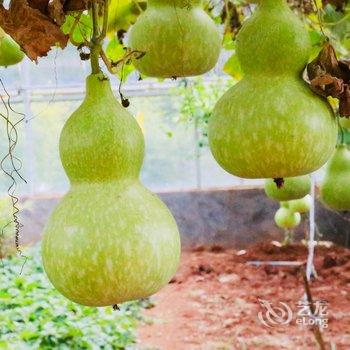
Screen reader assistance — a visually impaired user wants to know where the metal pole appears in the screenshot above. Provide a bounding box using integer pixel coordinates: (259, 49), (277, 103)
(194, 118), (202, 189)
(306, 175), (316, 280)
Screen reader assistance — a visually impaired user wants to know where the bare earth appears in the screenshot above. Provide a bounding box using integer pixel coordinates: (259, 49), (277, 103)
(137, 243), (350, 350)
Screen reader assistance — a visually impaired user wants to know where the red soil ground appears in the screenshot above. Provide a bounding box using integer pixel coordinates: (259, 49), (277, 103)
(137, 242), (350, 350)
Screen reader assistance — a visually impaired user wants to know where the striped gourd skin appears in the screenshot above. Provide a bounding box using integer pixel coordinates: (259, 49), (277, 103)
(0, 29), (24, 67)
(209, 0), (337, 179)
(42, 74), (181, 306)
(320, 145), (350, 211)
(128, 0), (221, 78)
(264, 175), (311, 201)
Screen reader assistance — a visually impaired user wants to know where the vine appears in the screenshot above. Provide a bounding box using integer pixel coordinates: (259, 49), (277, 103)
(0, 79), (27, 272)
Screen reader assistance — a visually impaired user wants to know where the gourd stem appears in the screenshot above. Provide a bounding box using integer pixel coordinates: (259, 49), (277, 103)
(90, 41), (102, 74)
(89, 0), (109, 74)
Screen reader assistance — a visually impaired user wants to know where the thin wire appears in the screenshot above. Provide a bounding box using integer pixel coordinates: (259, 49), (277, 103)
(312, 0), (328, 40)
(0, 78), (28, 273)
(306, 176), (316, 281)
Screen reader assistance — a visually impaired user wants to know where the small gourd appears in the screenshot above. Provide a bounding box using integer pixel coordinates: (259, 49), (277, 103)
(208, 0), (337, 179)
(264, 175), (311, 201)
(128, 0), (221, 78)
(320, 144), (350, 211)
(274, 207), (301, 229)
(0, 28), (24, 67)
(288, 194), (312, 214)
(42, 73), (181, 306)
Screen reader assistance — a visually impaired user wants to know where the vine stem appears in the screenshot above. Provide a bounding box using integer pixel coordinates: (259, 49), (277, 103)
(90, 0), (109, 74)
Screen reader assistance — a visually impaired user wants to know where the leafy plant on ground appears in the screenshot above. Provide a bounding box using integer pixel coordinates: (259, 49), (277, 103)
(0, 198), (15, 259)
(0, 245), (147, 349)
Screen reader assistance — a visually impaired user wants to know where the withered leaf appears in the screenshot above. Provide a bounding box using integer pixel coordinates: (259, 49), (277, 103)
(29, 0), (89, 13)
(310, 74), (344, 98)
(48, 0), (65, 25)
(0, 0), (68, 61)
(307, 43), (350, 117)
(339, 85), (350, 117)
(64, 0), (88, 12)
(307, 43), (342, 80)
(29, 0), (50, 14)
(220, 1), (241, 37)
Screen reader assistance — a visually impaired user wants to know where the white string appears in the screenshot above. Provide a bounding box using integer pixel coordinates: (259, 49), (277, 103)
(306, 175), (316, 280)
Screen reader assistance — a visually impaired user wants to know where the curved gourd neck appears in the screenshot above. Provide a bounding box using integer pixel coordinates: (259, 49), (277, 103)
(148, 0), (201, 7)
(84, 73), (115, 104)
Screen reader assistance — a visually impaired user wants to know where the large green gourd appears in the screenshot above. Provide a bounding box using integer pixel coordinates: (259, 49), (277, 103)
(42, 73), (181, 306)
(264, 175), (311, 201)
(0, 28), (24, 67)
(128, 0), (221, 78)
(320, 144), (350, 211)
(208, 0), (337, 179)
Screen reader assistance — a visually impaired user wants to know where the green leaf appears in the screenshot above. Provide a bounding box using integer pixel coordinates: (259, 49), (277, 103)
(107, 0), (144, 34)
(61, 14), (93, 45)
(106, 38), (135, 80)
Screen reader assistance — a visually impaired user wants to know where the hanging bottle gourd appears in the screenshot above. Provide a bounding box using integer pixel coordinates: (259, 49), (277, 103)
(208, 0), (337, 179)
(320, 144), (350, 211)
(274, 207), (301, 229)
(128, 0), (221, 78)
(42, 72), (181, 306)
(0, 28), (24, 67)
(264, 175), (311, 201)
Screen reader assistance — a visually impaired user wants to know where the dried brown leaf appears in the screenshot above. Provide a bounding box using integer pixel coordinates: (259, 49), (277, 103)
(48, 0), (65, 25)
(64, 0), (88, 11)
(310, 74), (344, 98)
(0, 0), (68, 61)
(307, 43), (342, 80)
(29, 0), (49, 14)
(339, 85), (350, 117)
(29, 0), (89, 13)
(307, 43), (350, 117)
